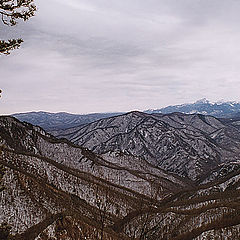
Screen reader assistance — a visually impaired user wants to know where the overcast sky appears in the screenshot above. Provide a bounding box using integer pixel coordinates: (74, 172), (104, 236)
(1, 0), (240, 115)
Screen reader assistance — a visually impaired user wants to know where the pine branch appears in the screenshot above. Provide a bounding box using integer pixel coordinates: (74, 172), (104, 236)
(0, 0), (36, 54)
(0, 38), (24, 55)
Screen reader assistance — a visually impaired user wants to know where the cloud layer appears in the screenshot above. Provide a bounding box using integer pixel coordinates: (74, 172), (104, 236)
(1, 0), (240, 114)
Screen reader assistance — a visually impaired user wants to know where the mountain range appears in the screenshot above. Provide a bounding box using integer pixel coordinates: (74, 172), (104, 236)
(12, 99), (240, 132)
(1, 101), (240, 239)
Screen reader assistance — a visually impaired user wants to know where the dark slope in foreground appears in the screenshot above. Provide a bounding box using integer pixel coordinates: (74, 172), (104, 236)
(0, 116), (190, 239)
(1, 117), (240, 239)
(52, 111), (240, 181)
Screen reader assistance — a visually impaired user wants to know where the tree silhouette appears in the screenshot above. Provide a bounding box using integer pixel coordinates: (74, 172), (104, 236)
(0, 0), (36, 55)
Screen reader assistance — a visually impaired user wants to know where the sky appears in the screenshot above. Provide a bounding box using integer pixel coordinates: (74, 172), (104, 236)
(1, 0), (240, 115)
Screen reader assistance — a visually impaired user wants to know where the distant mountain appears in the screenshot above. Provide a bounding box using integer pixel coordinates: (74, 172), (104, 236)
(52, 111), (240, 181)
(12, 111), (123, 131)
(145, 98), (240, 118)
(11, 99), (240, 132)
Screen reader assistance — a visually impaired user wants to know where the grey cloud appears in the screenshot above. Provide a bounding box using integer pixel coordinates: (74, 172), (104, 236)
(1, 0), (240, 114)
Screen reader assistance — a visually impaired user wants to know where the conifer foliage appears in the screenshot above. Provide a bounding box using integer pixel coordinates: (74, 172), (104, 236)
(0, 0), (36, 54)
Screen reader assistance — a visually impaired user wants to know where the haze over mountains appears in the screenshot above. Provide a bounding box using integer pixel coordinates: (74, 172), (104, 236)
(1, 100), (240, 239)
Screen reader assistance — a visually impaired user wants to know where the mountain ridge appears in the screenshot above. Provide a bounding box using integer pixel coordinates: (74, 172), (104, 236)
(12, 111), (124, 131)
(51, 111), (240, 181)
